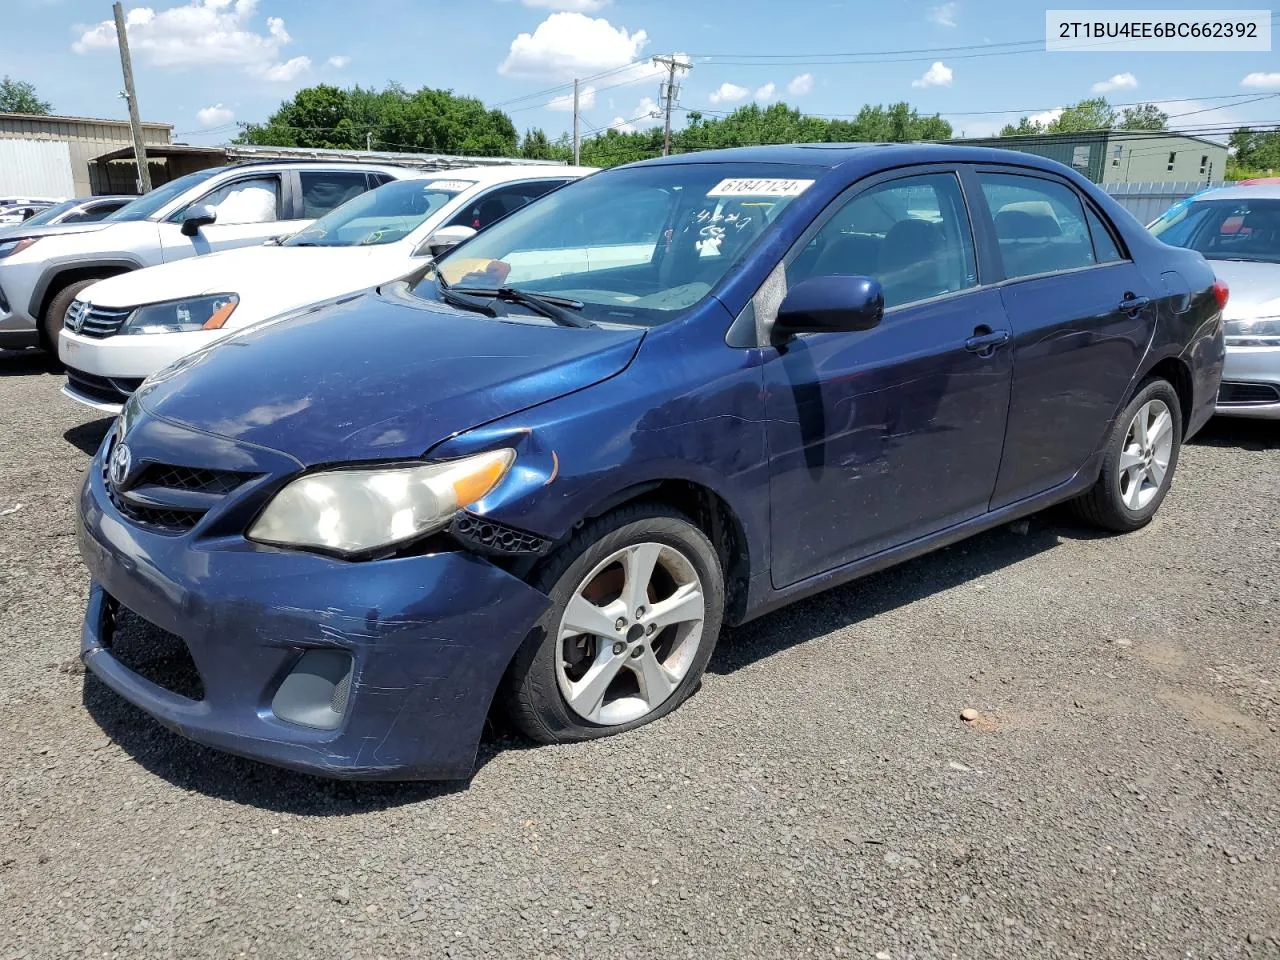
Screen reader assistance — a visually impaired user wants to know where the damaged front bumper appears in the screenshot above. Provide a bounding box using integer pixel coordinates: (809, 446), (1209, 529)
(76, 436), (550, 781)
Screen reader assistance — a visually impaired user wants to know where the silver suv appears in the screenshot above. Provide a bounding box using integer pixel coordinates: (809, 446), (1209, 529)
(0, 160), (408, 352)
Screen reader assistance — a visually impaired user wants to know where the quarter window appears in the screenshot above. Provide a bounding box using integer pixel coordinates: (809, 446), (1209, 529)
(299, 171), (372, 218)
(979, 173), (1096, 279)
(1085, 206), (1124, 264)
(192, 175), (281, 225)
(447, 181), (565, 231)
(788, 172), (977, 309)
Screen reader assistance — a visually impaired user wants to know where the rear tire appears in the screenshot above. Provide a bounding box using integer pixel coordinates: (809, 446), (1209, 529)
(1071, 378), (1182, 532)
(41, 278), (98, 358)
(502, 503), (725, 744)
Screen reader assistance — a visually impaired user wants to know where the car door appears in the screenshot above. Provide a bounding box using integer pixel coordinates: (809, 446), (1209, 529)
(968, 168), (1158, 509)
(159, 171), (287, 260)
(763, 168), (1014, 588)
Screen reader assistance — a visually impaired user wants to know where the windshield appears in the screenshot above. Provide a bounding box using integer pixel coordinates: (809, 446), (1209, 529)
(283, 178), (474, 247)
(412, 162), (822, 326)
(18, 200), (79, 226)
(103, 168), (224, 223)
(1150, 197), (1280, 263)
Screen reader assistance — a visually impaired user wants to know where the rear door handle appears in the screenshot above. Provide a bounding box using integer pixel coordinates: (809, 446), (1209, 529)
(1119, 294), (1151, 315)
(965, 328), (1011, 356)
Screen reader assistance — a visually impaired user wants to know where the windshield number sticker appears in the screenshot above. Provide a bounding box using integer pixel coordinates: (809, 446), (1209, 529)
(427, 180), (474, 193)
(707, 178), (814, 198)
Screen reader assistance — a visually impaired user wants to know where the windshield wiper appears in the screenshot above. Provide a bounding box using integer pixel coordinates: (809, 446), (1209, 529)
(435, 274), (499, 317)
(452, 286), (594, 328)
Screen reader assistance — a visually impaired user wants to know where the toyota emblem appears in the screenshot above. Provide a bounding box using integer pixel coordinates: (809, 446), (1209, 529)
(108, 442), (132, 488)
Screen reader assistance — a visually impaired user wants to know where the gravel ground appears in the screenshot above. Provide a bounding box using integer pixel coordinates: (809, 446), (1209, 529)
(1, 349), (1278, 960)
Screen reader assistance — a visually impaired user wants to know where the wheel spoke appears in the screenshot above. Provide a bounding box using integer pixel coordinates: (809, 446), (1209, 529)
(1149, 410), (1173, 451)
(644, 582), (704, 633)
(631, 648), (677, 709)
(1118, 447), (1144, 472)
(566, 648), (627, 721)
(621, 543), (662, 615)
(561, 593), (622, 641)
(1123, 469), (1145, 509)
(1147, 457), (1166, 487)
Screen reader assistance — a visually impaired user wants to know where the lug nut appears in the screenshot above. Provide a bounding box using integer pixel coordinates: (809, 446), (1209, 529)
(631, 646), (644, 658)
(612, 642), (626, 655)
(647, 623), (656, 635)
(615, 617), (626, 631)
(635, 606), (646, 618)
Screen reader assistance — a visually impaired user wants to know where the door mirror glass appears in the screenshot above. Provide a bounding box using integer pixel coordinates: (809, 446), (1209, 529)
(773, 275), (884, 341)
(181, 204), (217, 237)
(418, 224), (476, 258)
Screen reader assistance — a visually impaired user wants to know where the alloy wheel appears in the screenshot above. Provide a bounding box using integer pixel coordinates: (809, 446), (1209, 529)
(1117, 398), (1174, 511)
(555, 541), (706, 726)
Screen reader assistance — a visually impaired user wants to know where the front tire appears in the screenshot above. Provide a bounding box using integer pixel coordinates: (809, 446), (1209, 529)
(502, 503), (725, 744)
(1071, 378), (1182, 532)
(41, 278), (98, 357)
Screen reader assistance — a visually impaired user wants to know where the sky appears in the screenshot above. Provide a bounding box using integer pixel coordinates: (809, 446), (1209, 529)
(5, 0), (1279, 147)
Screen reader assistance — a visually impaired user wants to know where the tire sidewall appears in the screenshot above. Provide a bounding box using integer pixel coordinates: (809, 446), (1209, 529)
(42, 279), (98, 354)
(514, 506), (725, 742)
(1102, 379), (1183, 528)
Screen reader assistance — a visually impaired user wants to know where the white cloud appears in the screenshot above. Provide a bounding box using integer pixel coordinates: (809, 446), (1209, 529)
(911, 61), (953, 88)
(709, 82), (749, 105)
(547, 84), (596, 111)
(1241, 71), (1280, 88)
(610, 115), (636, 133)
(262, 55), (310, 82)
(1029, 107), (1063, 128)
(787, 73), (813, 96)
(755, 82), (776, 101)
(327, 55), (350, 69)
(72, 0), (309, 81)
(928, 2), (957, 27)
(196, 103), (234, 126)
(522, 0), (610, 9)
(1092, 72), (1137, 93)
(499, 12), (648, 79)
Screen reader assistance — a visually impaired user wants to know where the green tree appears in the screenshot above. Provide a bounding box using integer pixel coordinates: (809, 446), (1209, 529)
(1047, 97), (1115, 133)
(1227, 126), (1280, 178)
(999, 116), (1044, 137)
(519, 128), (561, 160)
(237, 83), (517, 156)
(1117, 103), (1168, 131)
(0, 75), (52, 115)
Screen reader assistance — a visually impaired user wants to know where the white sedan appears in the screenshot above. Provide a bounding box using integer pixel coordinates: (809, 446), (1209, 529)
(58, 164), (593, 412)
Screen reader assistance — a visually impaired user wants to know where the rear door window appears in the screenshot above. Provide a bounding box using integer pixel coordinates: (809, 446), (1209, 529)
(299, 171), (373, 218)
(979, 173), (1097, 279)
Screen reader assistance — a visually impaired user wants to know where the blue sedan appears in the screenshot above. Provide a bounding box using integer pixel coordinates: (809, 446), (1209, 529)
(76, 144), (1225, 780)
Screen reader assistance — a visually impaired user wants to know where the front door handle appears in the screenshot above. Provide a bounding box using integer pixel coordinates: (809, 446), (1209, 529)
(1119, 293), (1151, 316)
(965, 327), (1011, 357)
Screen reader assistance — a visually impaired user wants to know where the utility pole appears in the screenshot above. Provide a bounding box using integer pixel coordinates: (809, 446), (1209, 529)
(112, 1), (152, 193)
(366, 131), (373, 151)
(652, 55), (689, 157)
(572, 79), (580, 166)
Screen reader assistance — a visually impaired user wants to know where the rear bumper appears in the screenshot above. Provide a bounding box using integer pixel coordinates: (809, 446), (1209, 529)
(77, 431), (551, 780)
(1216, 344), (1280, 419)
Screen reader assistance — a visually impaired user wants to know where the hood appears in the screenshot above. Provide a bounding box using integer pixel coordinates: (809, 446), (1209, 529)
(0, 221), (113, 242)
(1208, 259), (1280, 319)
(83, 245), (410, 324)
(135, 285), (644, 464)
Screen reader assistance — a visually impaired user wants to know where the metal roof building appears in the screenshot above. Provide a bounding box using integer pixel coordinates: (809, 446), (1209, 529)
(0, 112), (172, 198)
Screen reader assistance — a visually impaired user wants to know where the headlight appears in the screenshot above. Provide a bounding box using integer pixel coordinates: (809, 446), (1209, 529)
(248, 449), (516, 556)
(122, 294), (238, 334)
(1224, 316), (1280, 346)
(0, 237), (38, 259)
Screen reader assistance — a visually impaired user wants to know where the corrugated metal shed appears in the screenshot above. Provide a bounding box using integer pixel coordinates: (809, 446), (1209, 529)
(0, 139), (75, 197)
(0, 112), (171, 197)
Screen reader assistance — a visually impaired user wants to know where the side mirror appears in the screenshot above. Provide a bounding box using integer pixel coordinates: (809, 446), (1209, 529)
(772, 275), (884, 342)
(417, 224), (477, 259)
(180, 204), (217, 237)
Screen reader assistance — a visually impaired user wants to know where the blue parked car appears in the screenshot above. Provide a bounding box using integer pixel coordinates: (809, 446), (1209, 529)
(76, 144), (1225, 780)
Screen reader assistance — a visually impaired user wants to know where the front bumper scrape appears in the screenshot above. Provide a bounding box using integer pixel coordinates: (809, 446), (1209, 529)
(78, 465), (552, 780)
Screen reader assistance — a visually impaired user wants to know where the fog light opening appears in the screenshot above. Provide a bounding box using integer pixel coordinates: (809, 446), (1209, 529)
(271, 649), (354, 730)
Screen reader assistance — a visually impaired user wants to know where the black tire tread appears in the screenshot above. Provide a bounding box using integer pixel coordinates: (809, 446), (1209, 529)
(41, 278), (99, 355)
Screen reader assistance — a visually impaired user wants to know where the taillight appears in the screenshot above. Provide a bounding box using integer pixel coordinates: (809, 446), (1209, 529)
(1213, 278), (1229, 311)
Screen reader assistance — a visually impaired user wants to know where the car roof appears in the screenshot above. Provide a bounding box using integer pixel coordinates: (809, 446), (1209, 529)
(401, 164), (597, 184)
(1183, 184), (1280, 201)
(627, 142), (1096, 177)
